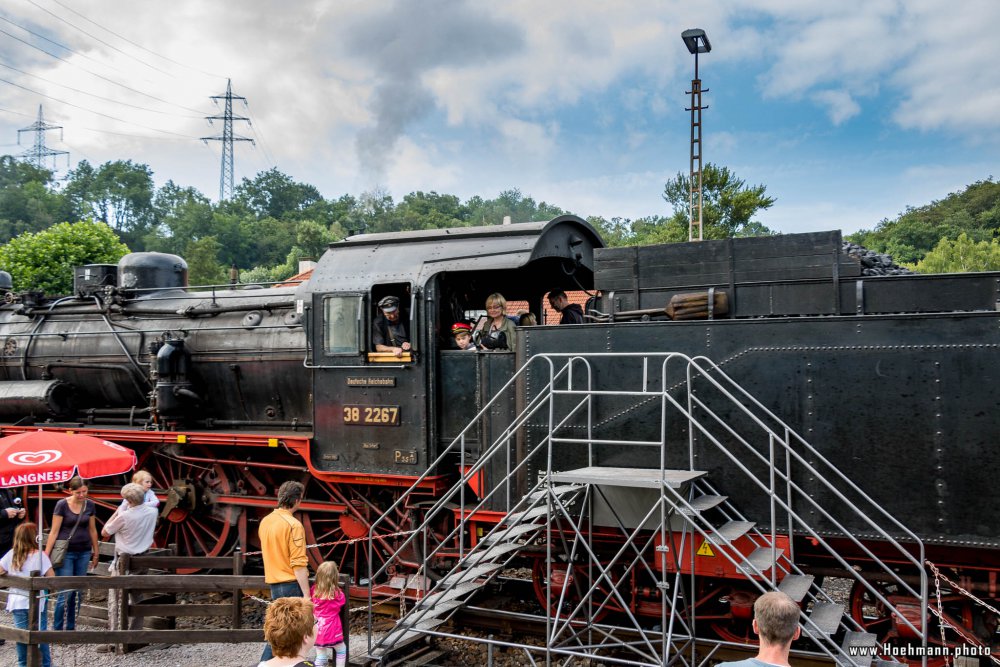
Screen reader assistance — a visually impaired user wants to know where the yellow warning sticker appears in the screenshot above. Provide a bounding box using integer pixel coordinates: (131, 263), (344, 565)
(696, 540), (716, 557)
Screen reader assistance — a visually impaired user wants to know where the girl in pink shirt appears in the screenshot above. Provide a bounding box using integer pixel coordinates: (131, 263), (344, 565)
(309, 561), (346, 667)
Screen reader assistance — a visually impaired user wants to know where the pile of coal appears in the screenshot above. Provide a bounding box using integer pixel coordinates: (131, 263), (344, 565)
(842, 241), (914, 276)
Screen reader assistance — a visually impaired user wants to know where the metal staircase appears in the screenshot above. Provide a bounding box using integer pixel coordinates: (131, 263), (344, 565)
(363, 352), (928, 667)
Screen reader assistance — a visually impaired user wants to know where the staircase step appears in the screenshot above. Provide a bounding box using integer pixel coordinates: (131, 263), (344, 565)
(777, 574), (815, 602)
(528, 484), (583, 500)
(505, 505), (550, 524)
(439, 562), (502, 587)
(462, 541), (524, 565)
(482, 522), (543, 544)
(807, 601), (844, 635)
(712, 520), (756, 542)
(411, 599), (463, 615)
(739, 547), (779, 574)
(550, 466), (706, 489)
(838, 631), (878, 667)
(421, 580), (480, 606)
(679, 494), (728, 515)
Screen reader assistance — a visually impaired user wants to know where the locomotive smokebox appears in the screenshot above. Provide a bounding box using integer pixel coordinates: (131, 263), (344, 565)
(119, 252), (188, 297)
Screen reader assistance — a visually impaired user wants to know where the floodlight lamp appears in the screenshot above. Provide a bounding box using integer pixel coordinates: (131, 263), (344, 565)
(681, 28), (711, 54)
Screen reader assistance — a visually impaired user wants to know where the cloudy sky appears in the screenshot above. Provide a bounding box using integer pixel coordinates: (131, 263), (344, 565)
(1, 0), (998, 234)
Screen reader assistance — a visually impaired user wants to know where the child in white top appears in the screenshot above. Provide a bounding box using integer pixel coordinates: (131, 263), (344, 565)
(115, 470), (159, 516)
(0, 522), (54, 667)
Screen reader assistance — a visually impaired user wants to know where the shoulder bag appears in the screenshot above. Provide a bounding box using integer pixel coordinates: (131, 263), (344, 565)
(51, 499), (88, 567)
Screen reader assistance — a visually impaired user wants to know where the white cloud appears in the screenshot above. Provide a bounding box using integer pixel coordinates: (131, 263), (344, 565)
(2, 0), (999, 229)
(811, 89), (861, 125)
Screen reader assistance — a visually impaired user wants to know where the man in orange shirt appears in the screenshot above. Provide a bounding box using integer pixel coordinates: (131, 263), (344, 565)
(258, 480), (311, 662)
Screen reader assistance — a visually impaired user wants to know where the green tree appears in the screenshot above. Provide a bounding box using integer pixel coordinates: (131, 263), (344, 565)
(64, 160), (157, 247)
(184, 236), (227, 286)
(234, 168), (323, 220)
(396, 191), (468, 229)
(465, 189), (565, 226)
(850, 178), (1000, 264)
(240, 216), (297, 267)
(0, 156), (72, 241)
(144, 181), (215, 256)
(913, 233), (1000, 273)
(662, 163), (776, 240)
(0, 220), (129, 294)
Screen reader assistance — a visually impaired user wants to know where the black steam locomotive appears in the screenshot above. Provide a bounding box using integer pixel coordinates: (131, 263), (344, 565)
(0, 216), (997, 657)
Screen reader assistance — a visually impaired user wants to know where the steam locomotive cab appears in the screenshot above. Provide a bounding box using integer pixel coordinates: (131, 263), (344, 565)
(300, 215), (603, 482)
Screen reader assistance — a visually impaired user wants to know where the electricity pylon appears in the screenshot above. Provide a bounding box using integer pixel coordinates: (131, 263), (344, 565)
(202, 79), (254, 201)
(18, 105), (69, 171)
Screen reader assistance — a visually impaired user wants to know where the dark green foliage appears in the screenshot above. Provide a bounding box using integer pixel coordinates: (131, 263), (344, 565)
(0, 155), (789, 286)
(588, 164), (776, 248)
(63, 159), (157, 248)
(662, 163), (776, 239)
(0, 156), (74, 242)
(849, 178), (1000, 266)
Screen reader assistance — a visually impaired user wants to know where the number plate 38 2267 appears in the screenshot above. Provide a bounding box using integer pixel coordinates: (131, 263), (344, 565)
(343, 405), (400, 426)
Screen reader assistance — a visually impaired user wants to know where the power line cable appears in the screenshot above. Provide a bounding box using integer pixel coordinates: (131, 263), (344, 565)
(25, 0), (176, 78)
(2, 104), (185, 142)
(0, 13), (130, 76)
(0, 75), (200, 139)
(0, 60), (202, 118)
(0, 105), (38, 119)
(40, 0), (225, 82)
(243, 100), (277, 168)
(0, 20), (206, 115)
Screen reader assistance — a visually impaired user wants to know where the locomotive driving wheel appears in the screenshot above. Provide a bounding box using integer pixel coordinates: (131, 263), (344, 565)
(135, 445), (237, 572)
(301, 481), (412, 592)
(531, 559), (624, 623)
(696, 579), (762, 644)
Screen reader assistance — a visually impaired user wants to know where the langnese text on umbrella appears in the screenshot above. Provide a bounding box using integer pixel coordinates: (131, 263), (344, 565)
(0, 470), (73, 486)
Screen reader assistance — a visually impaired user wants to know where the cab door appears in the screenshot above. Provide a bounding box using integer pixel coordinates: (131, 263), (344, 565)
(311, 292), (427, 475)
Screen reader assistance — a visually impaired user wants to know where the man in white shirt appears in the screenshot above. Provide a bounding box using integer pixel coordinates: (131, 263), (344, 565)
(102, 483), (157, 555)
(99, 482), (159, 652)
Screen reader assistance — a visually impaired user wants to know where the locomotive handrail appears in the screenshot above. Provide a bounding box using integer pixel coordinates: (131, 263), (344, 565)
(671, 354), (927, 648)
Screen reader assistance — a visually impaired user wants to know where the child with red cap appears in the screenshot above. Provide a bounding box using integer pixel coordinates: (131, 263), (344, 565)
(451, 322), (478, 351)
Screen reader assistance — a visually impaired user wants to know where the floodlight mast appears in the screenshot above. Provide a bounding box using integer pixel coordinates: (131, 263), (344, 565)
(682, 29), (711, 242)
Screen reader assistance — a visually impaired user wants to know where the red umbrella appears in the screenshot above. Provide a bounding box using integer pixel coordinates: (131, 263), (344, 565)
(0, 430), (137, 536)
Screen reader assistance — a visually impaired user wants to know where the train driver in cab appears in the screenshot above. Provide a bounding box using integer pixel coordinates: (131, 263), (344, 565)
(373, 296), (411, 358)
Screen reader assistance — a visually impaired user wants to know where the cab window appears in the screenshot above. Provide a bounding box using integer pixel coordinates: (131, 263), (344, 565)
(323, 296), (360, 354)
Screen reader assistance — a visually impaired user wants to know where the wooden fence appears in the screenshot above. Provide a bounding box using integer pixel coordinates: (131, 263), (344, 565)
(0, 548), (265, 667)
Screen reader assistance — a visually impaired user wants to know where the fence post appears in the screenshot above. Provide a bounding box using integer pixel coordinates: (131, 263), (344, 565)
(232, 546), (243, 629)
(340, 574), (350, 662)
(26, 570), (40, 667)
(118, 554), (131, 653)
